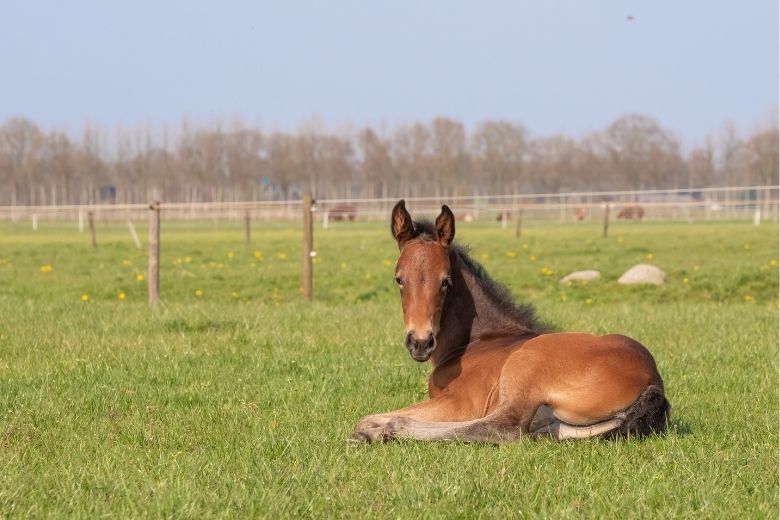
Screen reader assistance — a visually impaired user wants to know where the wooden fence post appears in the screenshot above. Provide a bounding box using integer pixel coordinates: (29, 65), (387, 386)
(515, 208), (523, 239)
(602, 203), (610, 239)
(303, 193), (313, 301)
(244, 210), (251, 245)
(88, 211), (96, 247)
(148, 202), (160, 306)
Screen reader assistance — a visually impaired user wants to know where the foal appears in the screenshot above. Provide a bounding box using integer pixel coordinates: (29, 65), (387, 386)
(351, 201), (669, 443)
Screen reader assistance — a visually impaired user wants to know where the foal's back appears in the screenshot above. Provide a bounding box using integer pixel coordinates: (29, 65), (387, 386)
(498, 332), (663, 426)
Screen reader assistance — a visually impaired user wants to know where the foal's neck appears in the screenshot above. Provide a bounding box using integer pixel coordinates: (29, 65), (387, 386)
(431, 252), (529, 367)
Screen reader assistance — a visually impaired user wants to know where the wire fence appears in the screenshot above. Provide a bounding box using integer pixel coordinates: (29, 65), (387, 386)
(3, 185), (776, 305)
(0, 185), (777, 227)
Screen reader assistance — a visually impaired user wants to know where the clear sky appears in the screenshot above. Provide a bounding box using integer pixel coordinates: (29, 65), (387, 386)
(1, 0), (777, 144)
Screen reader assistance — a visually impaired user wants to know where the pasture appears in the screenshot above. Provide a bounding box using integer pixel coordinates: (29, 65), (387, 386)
(0, 218), (777, 517)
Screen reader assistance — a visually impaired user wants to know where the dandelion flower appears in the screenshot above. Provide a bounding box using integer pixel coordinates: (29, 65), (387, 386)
(254, 250), (263, 260)
(770, 259), (778, 268)
(40, 264), (53, 273)
(617, 236), (624, 243)
(506, 251), (517, 258)
(231, 291), (239, 299)
(585, 298), (593, 304)
(382, 259), (392, 267)
(135, 273), (145, 282)
(743, 295), (754, 303)
(341, 262), (347, 269)
(529, 255), (536, 262)
(521, 243), (529, 250)
(81, 293), (90, 302)
(480, 253), (490, 261)
(227, 251), (235, 259)
(118, 291), (126, 301)
(645, 253), (654, 260)
(693, 265), (700, 272)
(195, 289), (203, 297)
(682, 278), (689, 284)
(276, 252), (288, 260)
(184, 256), (192, 263)
(122, 260), (131, 266)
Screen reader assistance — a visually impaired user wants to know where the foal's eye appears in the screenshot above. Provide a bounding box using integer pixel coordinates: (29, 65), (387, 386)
(441, 277), (452, 289)
(394, 276), (403, 287)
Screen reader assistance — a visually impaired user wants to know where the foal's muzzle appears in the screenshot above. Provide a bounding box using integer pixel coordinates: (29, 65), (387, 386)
(406, 331), (436, 362)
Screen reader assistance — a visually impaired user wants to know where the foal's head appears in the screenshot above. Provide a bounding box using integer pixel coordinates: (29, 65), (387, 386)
(391, 200), (455, 362)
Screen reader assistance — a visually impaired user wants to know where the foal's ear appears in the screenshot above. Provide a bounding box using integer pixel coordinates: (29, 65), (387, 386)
(435, 205), (455, 247)
(391, 200), (415, 249)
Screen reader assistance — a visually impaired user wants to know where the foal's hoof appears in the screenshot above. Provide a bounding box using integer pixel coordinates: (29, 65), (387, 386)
(348, 430), (372, 444)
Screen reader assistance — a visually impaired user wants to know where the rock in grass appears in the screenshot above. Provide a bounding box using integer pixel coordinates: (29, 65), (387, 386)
(618, 264), (666, 285)
(559, 270), (601, 283)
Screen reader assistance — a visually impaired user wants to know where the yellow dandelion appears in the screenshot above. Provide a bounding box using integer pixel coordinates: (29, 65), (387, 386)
(40, 264), (53, 273)
(135, 273), (145, 282)
(743, 295), (754, 303)
(195, 289), (203, 297)
(341, 262), (347, 269)
(506, 251), (517, 258)
(617, 236), (624, 243)
(276, 252), (288, 260)
(254, 250), (263, 260)
(529, 255), (536, 262)
(118, 291), (126, 301)
(382, 259), (393, 267)
(560, 294), (568, 302)
(227, 251), (235, 259)
(480, 253), (490, 261)
(693, 265), (700, 272)
(645, 253), (654, 260)
(585, 298), (593, 304)
(216, 263), (224, 269)
(184, 256), (192, 263)
(682, 278), (689, 284)
(231, 291), (239, 299)
(122, 260), (131, 266)
(81, 293), (90, 302)
(770, 259), (778, 268)
(521, 243), (529, 250)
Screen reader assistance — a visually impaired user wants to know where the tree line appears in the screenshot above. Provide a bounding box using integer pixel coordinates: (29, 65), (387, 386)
(0, 113), (776, 205)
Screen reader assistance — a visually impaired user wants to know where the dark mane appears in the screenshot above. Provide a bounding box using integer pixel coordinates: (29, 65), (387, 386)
(412, 219), (550, 336)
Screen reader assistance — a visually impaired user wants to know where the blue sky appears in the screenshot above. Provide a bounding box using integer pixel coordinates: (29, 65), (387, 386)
(1, 1), (777, 144)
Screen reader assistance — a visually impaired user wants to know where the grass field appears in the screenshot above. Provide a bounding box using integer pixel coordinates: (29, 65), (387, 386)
(0, 217), (777, 517)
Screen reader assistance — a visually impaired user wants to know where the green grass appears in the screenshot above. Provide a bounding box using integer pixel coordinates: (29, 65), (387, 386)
(0, 218), (777, 518)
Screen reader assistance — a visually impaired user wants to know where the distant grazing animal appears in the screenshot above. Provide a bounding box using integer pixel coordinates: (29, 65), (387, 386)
(574, 207), (588, 221)
(329, 205), (357, 222)
(351, 201), (669, 443)
(495, 212), (512, 222)
(617, 206), (645, 220)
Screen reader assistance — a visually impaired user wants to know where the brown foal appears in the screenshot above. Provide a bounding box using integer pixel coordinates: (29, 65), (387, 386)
(351, 201), (669, 443)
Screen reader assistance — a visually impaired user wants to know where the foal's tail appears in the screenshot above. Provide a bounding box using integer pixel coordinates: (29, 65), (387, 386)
(609, 385), (671, 438)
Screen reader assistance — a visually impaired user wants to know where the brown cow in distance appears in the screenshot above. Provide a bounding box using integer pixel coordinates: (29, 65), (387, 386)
(329, 205), (357, 221)
(617, 206), (645, 220)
